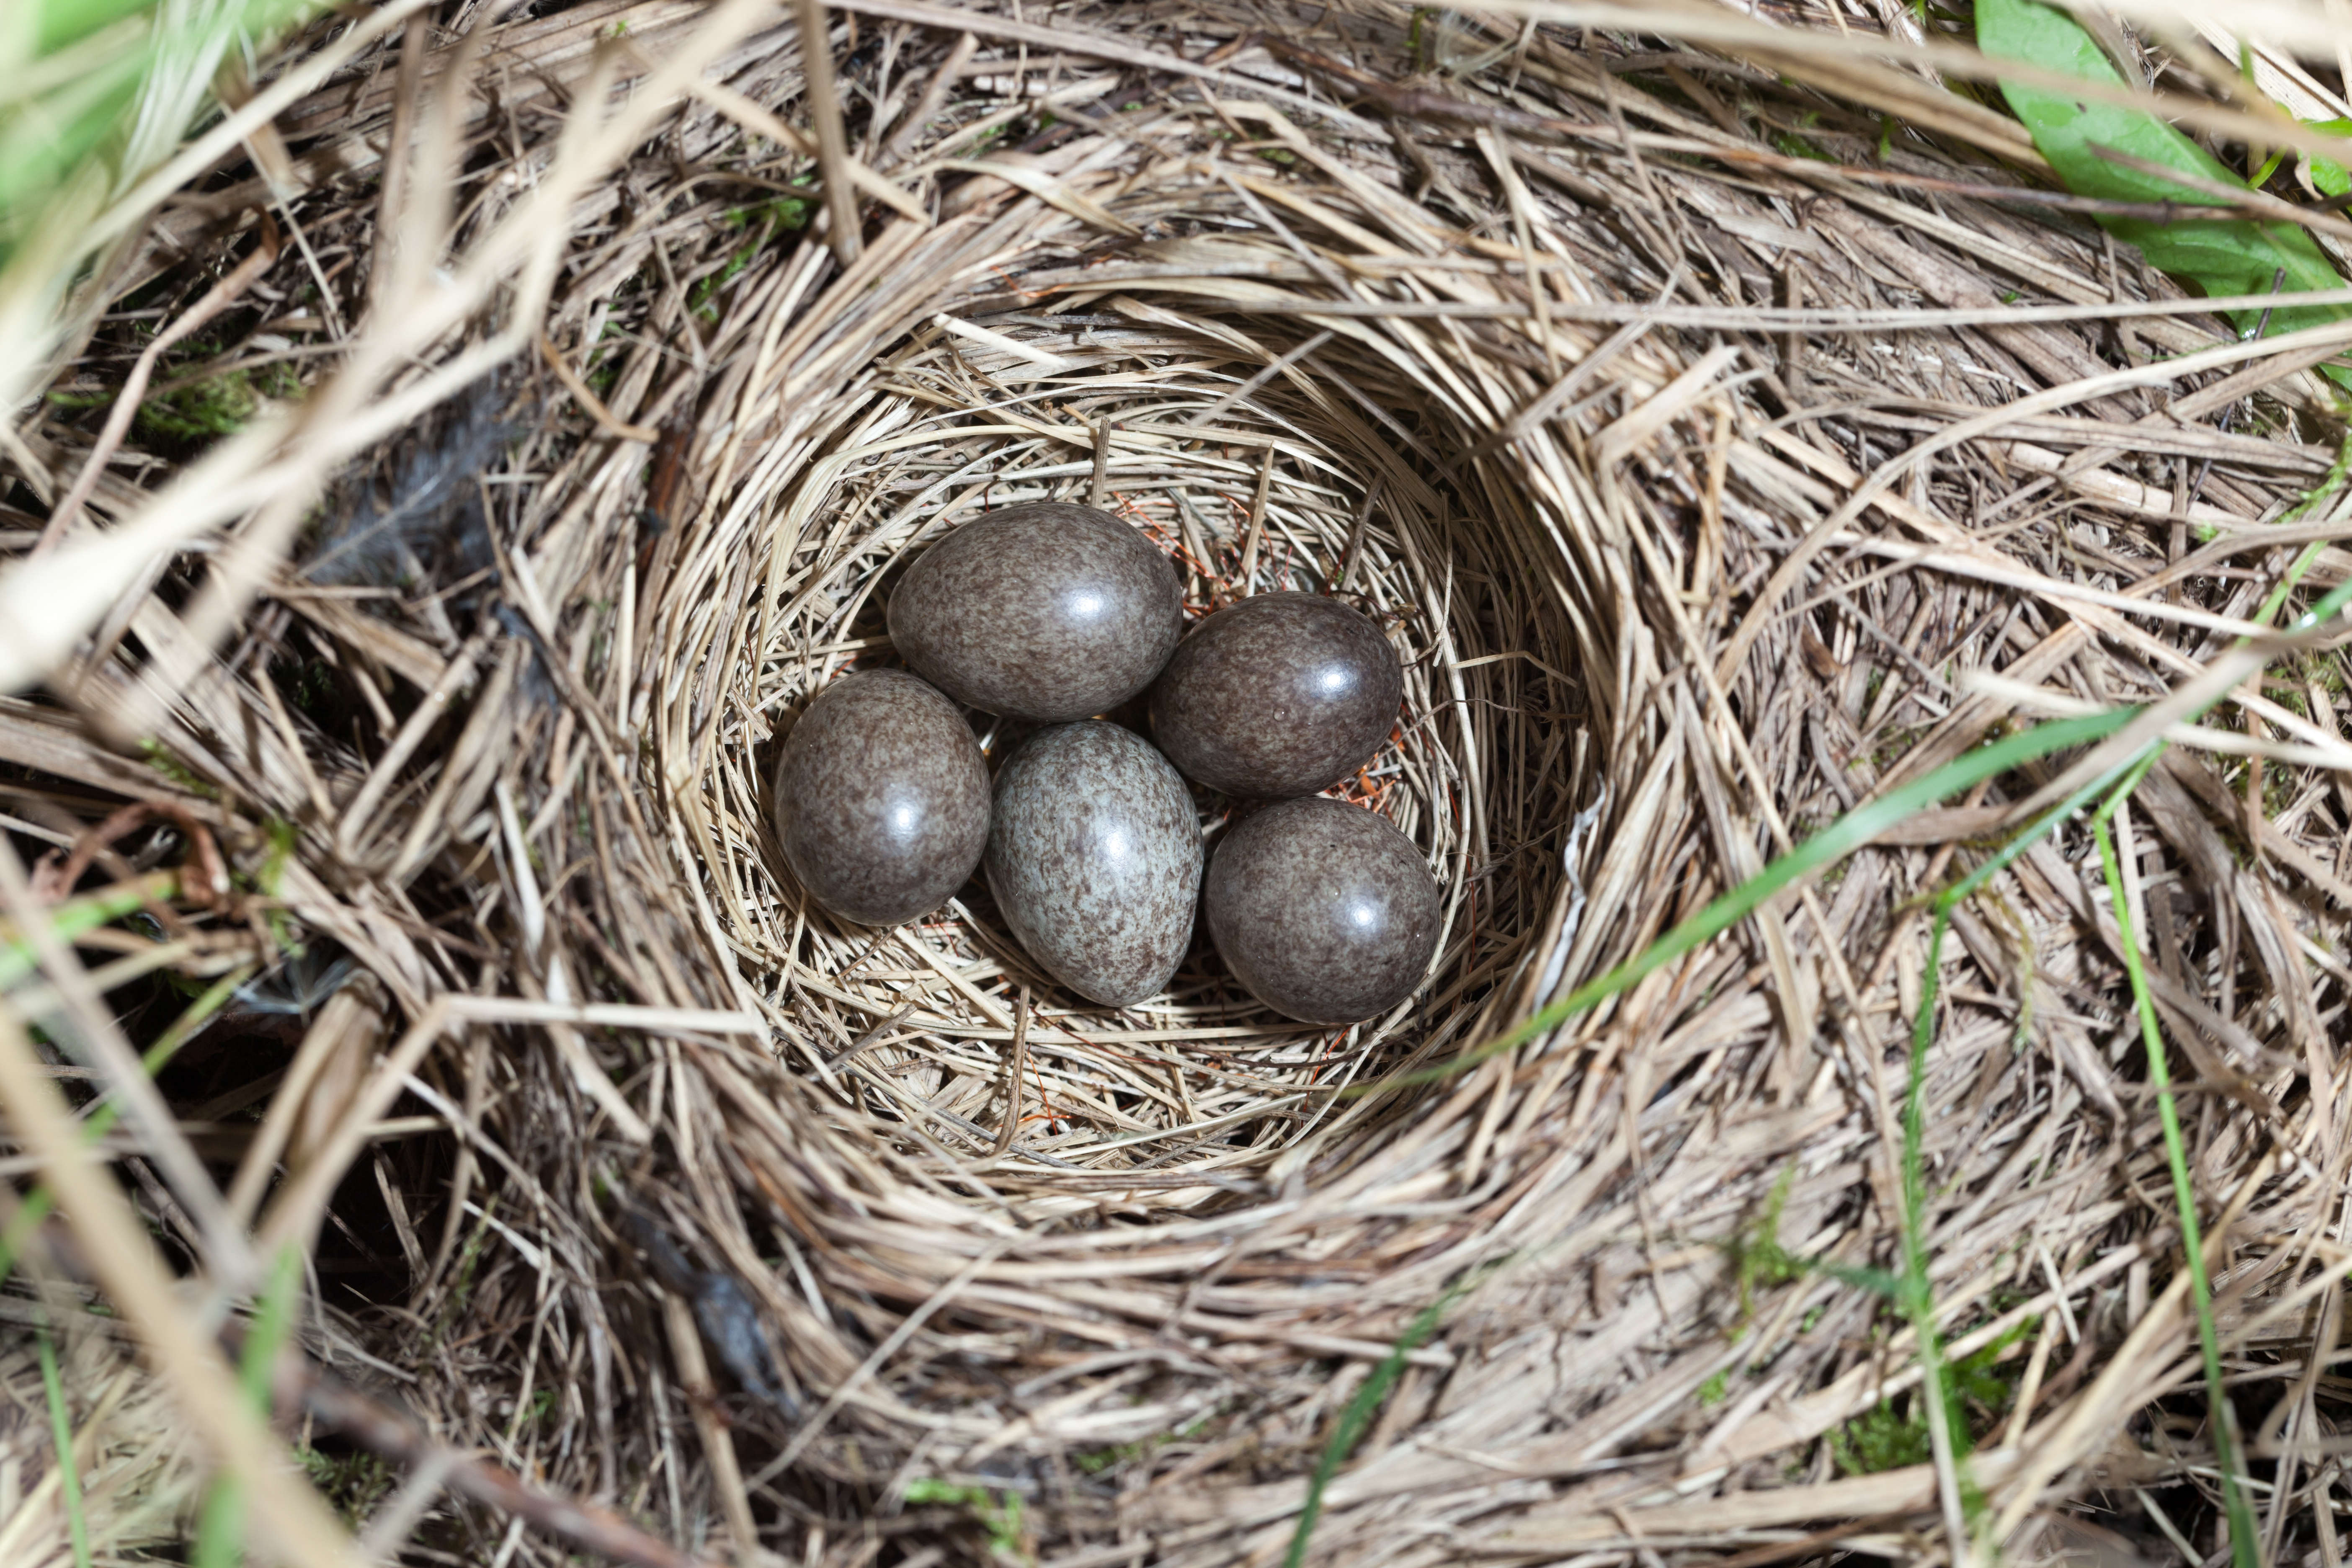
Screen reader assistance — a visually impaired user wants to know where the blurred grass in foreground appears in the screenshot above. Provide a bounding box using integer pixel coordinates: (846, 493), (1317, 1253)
(0, 0), (319, 411)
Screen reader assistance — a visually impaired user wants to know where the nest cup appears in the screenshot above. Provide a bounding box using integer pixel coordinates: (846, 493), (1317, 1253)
(640, 237), (1633, 1524)
(724, 321), (1565, 1174)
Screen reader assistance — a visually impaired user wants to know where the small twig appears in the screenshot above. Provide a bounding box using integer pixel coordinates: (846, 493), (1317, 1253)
(33, 800), (230, 911)
(884, 29), (976, 163)
(1228, 34), (1597, 139)
(1236, 443), (1276, 590)
(1336, 476), (1382, 597)
(357, 1446), (464, 1562)
(674, 65), (928, 219)
(1185, 328), (1332, 428)
(1089, 417), (1113, 507)
(366, 14), (430, 315)
(658, 1288), (758, 1557)
(1697, 1511), (1921, 1568)
(36, 214), (282, 555)
(536, 331), (659, 444)
(991, 986), (1030, 1158)
(820, 1002), (918, 1070)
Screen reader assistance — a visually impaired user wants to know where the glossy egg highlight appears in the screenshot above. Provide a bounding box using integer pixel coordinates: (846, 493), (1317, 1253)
(985, 722), (1203, 1007)
(1204, 797), (1439, 1025)
(1149, 593), (1402, 798)
(887, 502), (1184, 722)
(772, 670), (990, 926)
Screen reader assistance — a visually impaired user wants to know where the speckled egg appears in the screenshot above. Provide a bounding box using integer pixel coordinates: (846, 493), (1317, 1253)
(985, 722), (1203, 1007)
(1204, 797), (1439, 1025)
(887, 502), (1184, 722)
(772, 670), (990, 926)
(1149, 593), (1402, 799)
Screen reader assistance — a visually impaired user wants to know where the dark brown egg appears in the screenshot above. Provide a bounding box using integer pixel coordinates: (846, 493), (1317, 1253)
(1148, 593), (1402, 798)
(887, 502), (1184, 722)
(772, 670), (990, 926)
(1204, 797), (1439, 1025)
(985, 722), (1202, 1007)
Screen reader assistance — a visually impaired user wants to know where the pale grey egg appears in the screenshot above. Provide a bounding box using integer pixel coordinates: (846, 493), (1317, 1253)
(984, 722), (1202, 1006)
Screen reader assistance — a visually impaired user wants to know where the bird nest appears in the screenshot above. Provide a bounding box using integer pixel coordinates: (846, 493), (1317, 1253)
(722, 317), (1548, 1185)
(6, 1), (2352, 1566)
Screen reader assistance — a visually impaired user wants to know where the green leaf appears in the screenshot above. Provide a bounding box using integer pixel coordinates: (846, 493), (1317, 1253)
(2301, 116), (2352, 201)
(33, 0), (157, 55)
(1976, 0), (2352, 386)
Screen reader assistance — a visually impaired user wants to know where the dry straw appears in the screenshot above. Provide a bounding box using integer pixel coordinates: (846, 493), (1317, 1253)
(4, 0), (2352, 1565)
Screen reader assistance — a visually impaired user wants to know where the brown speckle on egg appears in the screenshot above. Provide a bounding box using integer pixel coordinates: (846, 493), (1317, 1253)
(887, 502), (1184, 722)
(772, 670), (990, 926)
(984, 721), (1202, 1007)
(1204, 797), (1438, 1025)
(1148, 593), (1402, 799)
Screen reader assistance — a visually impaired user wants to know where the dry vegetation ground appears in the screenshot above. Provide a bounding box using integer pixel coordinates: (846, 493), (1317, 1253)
(3, 1), (2352, 1565)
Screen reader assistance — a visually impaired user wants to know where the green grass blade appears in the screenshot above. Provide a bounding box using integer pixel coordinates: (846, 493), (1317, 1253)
(193, 1429), (247, 1563)
(1885, 732), (2173, 1550)
(38, 1326), (93, 1568)
(1283, 1261), (1504, 1568)
(193, 1243), (303, 1568)
(1900, 903), (1980, 1539)
(2255, 539), (2332, 630)
(1901, 899), (1951, 1336)
(1877, 517), (2352, 1559)
(1314, 493), (2352, 1568)
(2292, 575), (2352, 632)
(1356, 709), (2137, 1094)
(0, 874), (181, 990)
(2091, 804), (2259, 1568)
(1, 0), (328, 414)
(241, 1242), (302, 1400)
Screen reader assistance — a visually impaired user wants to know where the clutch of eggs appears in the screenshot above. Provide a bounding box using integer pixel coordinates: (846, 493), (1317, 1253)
(773, 500), (1433, 1026)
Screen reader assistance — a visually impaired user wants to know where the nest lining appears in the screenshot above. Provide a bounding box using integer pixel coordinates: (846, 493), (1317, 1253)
(694, 311), (1576, 1199)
